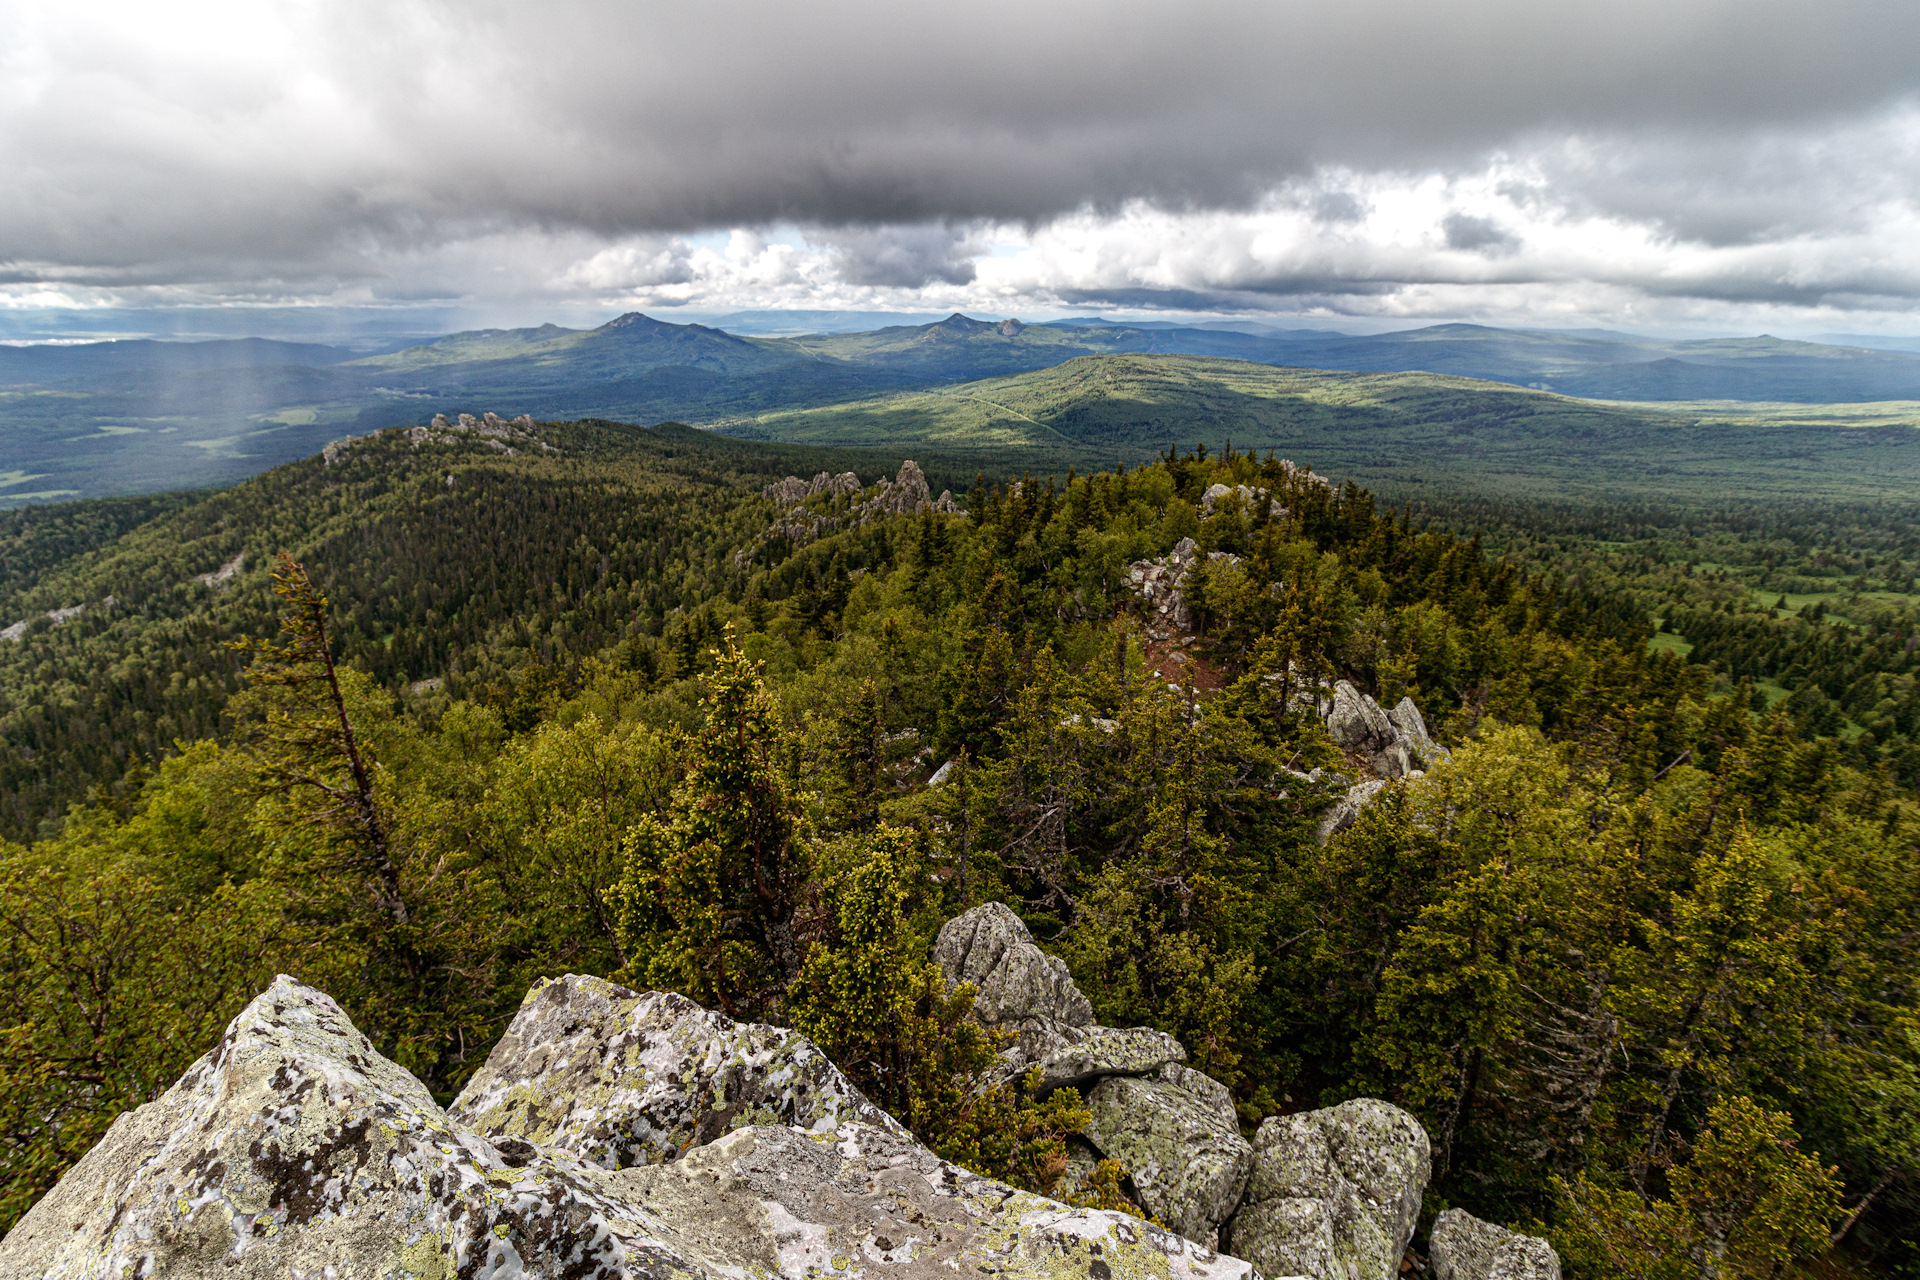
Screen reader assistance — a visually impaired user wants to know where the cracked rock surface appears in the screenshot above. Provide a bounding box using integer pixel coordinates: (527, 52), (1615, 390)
(448, 974), (907, 1168)
(1430, 1208), (1563, 1280)
(1, 973), (1253, 1279)
(1084, 1065), (1253, 1245)
(0, 975), (706, 1280)
(1224, 1098), (1430, 1280)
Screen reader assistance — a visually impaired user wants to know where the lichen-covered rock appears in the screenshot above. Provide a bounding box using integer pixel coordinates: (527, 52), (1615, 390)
(0, 973), (1258, 1280)
(933, 901), (1093, 1059)
(607, 1120), (1254, 1279)
(1316, 778), (1389, 844)
(1430, 1208), (1562, 1280)
(1224, 1097), (1431, 1280)
(448, 973), (905, 1168)
(1390, 697), (1452, 770)
(1083, 1066), (1253, 1243)
(0, 975), (712, 1280)
(1023, 1024), (1189, 1094)
(1326, 680), (1398, 756)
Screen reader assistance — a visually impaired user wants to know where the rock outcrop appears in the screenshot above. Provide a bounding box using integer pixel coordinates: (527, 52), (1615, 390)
(1224, 1099), (1430, 1280)
(1200, 483), (1286, 520)
(1430, 1208), (1563, 1280)
(324, 411), (547, 466)
(448, 975), (910, 1166)
(931, 902), (1565, 1278)
(739, 460), (963, 567)
(191, 551), (244, 589)
(764, 469), (862, 507)
(1316, 778), (1390, 844)
(0, 975), (708, 1280)
(3, 973), (1250, 1279)
(935, 905), (1252, 1245)
(931, 900), (1092, 1060)
(1128, 537), (1244, 636)
(1084, 1064), (1253, 1245)
(1324, 681), (1450, 781)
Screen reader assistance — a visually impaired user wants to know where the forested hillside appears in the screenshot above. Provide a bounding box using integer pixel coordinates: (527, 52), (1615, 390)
(0, 418), (979, 840)
(9, 310), (1920, 502)
(721, 355), (1920, 504)
(2, 433), (1914, 1278)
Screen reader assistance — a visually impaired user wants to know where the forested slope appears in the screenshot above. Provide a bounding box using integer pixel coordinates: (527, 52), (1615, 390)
(0, 418), (981, 840)
(720, 354), (1920, 503)
(2, 440), (1915, 1277)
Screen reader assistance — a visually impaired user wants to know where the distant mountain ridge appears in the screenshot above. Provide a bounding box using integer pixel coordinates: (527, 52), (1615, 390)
(4, 310), (1920, 501)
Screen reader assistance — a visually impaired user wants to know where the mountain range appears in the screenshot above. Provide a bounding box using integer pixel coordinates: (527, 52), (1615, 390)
(4, 311), (1919, 501)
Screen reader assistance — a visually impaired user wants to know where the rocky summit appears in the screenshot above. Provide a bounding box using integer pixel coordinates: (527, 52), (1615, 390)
(1, 904), (1562, 1280)
(0, 973), (1247, 1279)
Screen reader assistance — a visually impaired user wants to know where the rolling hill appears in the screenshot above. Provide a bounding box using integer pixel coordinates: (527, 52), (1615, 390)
(717, 354), (1920, 503)
(8, 311), (1920, 502)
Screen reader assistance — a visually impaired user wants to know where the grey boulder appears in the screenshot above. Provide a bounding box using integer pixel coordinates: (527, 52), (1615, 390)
(448, 973), (907, 1168)
(0, 975), (711, 1280)
(1430, 1208), (1562, 1280)
(1084, 1064), (1253, 1245)
(1316, 778), (1389, 844)
(1022, 1024), (1189, 1094)
(934, 901), (1094, 1059)
(1224, 1097), (1431, 1280)
(1389, 697), (1452, 770)
(1326, 681), (1397, 755)
(0, 974), (1258, 1280)
(616, 1119), (1253, 1279)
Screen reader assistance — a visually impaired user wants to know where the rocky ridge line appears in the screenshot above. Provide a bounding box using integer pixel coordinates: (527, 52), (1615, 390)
(736, 459), (964, 567)
(322, 411), (551, 466)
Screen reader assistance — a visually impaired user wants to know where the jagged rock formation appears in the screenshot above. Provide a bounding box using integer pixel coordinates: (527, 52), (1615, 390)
(1128, 537), (1243, 636)
(324, 411), (548, 466)
(1309, 682), (1454, 842)
(1430, 1208), (1563, 1280)
(1223, 1100), (1431, 1280)
(737, 460), (964, 567)
(934, 903), (1558, 1277)
(448, 976), (910, 1164)
(1324, 682), (1451, 781)
(764, 469), (862, 506)
(2, 973), (1249, 1279)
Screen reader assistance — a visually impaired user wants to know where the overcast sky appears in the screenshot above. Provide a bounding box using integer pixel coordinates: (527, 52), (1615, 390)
(4, 0), (1920, 335)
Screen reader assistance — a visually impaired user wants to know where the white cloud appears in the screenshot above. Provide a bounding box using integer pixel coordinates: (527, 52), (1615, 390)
(2, 0), (1918, 332)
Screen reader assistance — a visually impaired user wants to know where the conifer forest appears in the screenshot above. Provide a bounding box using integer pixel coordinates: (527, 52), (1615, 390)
(0, 416), (1916, 1279)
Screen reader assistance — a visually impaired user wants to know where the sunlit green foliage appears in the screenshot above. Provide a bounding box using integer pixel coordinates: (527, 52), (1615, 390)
(0, 436), (1915, 1274)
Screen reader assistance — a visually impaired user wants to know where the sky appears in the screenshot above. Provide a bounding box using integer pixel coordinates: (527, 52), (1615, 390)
(3, 0), (1920, 339)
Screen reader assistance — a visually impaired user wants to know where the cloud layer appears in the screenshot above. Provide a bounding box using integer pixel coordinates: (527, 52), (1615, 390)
(3, 0), (1918, 330)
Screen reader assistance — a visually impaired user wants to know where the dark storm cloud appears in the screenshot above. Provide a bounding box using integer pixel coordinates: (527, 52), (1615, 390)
(816, 226), (982, 288)
(4, 1), (1918, 278)
(1442, 214), (1519, 255)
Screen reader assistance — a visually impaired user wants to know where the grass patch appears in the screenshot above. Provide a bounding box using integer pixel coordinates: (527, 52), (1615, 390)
(1649, 631), (1694, 657)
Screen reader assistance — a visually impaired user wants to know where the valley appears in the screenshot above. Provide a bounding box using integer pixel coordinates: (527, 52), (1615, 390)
(6, 311), (1920, 504)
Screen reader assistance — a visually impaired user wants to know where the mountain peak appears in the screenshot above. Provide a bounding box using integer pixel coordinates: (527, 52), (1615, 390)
(927, 313), (996, 334)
